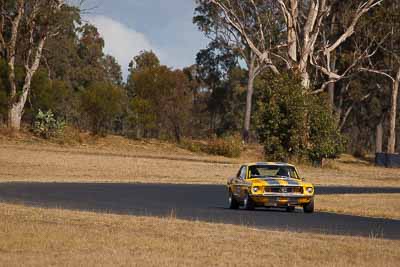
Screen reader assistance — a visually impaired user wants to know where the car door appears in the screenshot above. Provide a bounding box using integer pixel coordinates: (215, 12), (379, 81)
(237, 165), (249, 200)
(232, 166), (246, 199)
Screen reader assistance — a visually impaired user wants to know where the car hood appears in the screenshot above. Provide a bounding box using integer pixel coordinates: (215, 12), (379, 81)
(249, 178), (311, 187)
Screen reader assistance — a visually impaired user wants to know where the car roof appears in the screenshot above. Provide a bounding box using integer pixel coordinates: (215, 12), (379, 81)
(246, 162), (296, 167)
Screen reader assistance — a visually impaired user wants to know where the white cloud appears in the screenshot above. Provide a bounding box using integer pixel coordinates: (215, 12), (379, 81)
(87, 15), (161, 80)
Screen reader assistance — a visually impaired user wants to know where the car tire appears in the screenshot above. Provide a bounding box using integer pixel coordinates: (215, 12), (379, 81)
(303, 198), (315, 213)
(286, 206), (295, 212)
(243, 192), (255, 210)
(228, 190), (239, 209)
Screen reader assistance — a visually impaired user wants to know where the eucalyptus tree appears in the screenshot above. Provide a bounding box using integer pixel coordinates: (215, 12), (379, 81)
(206, 0), (382, 90)
(358, 1), (400, 153)
(0, 0), (66, 129)
(194, 0), (284, 141)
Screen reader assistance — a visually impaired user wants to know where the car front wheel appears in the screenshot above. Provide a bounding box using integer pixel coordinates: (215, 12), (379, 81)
(228, 190), (239, 209)
(243, 192), (255, 210)
(303, 198), (314, 213)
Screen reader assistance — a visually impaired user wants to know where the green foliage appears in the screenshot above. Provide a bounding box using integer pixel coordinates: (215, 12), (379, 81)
(256, 73), (308, 161)
(23, 70), (78, 124)
(33, 109), (65, 139)
(126, 50), (161, 99)
(129, 98), (158, 134)
(256, 73), (344, 163)
(308, 97), (346, 162)
(80, 82), (124, 135)
(129, 50), (160, 72)
(102, 55), (123, 86)
(127, 54), (192, 142)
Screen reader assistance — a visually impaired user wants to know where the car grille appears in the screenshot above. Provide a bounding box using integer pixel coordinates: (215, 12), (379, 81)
(265, 187), (303, 194)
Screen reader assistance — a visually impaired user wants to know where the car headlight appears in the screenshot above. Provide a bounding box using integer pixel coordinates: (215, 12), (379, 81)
(306, 187), (314, 194)
(253, 186), (260, 193)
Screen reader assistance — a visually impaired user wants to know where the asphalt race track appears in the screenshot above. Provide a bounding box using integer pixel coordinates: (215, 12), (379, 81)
(0, 183), (399, 239)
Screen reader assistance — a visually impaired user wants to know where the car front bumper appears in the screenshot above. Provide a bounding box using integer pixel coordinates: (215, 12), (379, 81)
(250, 193), (314, 206)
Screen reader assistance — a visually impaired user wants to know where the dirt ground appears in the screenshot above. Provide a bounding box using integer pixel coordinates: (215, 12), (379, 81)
(0, 203), (399, 267)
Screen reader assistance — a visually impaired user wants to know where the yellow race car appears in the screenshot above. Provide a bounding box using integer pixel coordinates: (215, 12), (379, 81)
(227, 162), (315, 213)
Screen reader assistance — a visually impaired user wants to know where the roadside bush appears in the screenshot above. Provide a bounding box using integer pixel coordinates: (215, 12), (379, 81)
(204, 134), (243, 158)
(179, 139), (203, 153)
(180, 135), (243, 158)
(33, 109), (65, 139)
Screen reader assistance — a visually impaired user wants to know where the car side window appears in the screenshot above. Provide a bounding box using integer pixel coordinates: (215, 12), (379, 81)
(239, 166), (247, 180)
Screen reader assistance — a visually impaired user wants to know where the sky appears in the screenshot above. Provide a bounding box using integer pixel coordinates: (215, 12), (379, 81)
(79, 0), (209, 80)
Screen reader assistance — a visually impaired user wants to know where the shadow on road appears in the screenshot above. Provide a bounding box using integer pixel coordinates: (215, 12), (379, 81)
(0, 182), (399, 240)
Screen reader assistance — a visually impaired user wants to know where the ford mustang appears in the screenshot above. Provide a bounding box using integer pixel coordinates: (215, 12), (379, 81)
(227, 162), (314, 213)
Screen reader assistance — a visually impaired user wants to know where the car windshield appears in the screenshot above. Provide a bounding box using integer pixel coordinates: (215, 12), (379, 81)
(248, 165), (300, 179)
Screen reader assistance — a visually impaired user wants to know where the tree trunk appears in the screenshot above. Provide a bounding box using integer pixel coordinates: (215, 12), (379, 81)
(174, 124), (181, 144)
(243, 62), (256, 143)
(300, 70), (310, 89)
(387, 67), (400, 153)
(376, 120), (383, 153)
(7, 102), (23, 130)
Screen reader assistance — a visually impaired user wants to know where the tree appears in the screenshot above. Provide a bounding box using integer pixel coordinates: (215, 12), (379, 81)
(256, 73), (308, 161)
(102, 55), (123, 86)
(127, 51), (192, 142)
(126, 50), (160, 98)
(75, 24), (107, 88)
(358, 1), (400, 154)
(163, 70), (192, 143)
(0, 0), (65, 130)
(205, 0), (382, 90)
(195, 43), (240, 135)
(80, 82), (124, 135)
(194, 0), (282, 141)
(256, 72), (344, 163)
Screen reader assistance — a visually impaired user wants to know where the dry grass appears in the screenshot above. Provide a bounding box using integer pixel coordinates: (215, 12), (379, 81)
(1, 135), (400, 187)
(300, 155), (400, 187)
(317, 194), (400, 220)
(0, 203), (399, 267)
(0, 143), (238, 184)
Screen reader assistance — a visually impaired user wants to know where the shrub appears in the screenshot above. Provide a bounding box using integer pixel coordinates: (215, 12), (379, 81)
(179, 139), (203, 153)
(256, 73), (308, 161)
(33, 109), (65, 139)
(307, 97), (346, 163)
(204, 134), (243, 158)
(180, 135), (243, 158)
(256, 73), (345, 164)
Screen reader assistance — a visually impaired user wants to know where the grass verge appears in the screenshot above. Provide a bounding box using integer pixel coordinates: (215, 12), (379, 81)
(317, 194), (400, 220)
(0, 203), (399, 267)
(1, 141), (400, 187)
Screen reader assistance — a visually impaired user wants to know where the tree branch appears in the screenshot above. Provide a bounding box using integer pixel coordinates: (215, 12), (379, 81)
(325, 0), (383, 54)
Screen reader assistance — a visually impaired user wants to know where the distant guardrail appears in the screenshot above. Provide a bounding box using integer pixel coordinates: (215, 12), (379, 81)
(376, 153), (400, 168)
